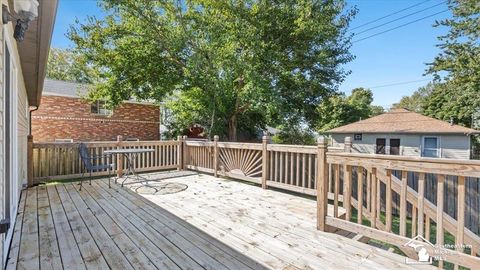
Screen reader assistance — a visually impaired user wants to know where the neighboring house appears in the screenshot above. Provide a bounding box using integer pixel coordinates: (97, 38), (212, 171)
(32, 79), (161, 142)
(0, 0), (58, 265)
(328, 108), (479, 160)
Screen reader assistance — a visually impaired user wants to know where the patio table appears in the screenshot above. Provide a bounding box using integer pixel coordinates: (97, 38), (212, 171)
(104, 148), (155, 186)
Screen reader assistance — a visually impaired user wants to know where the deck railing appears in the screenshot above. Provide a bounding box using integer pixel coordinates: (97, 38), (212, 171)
(30, 136), (180, 185)
(182, 136), (480, 269)
(28, 135), (480, 268)
(325, 151), (480, 269)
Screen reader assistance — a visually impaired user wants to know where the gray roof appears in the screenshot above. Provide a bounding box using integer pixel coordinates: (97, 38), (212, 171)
(42, 79), (157, 105)
(43, 79), (90, 98)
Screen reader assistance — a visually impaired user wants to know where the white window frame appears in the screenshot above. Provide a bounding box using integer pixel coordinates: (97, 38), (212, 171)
(421, 136), (440, 158)
(91, 100), (112, 116)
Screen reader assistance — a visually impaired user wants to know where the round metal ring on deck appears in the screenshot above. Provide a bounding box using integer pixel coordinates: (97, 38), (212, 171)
(131, 182), (188, 195)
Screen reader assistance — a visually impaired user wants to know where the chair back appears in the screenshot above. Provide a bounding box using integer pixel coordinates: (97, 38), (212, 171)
(78, 143), (93, 170)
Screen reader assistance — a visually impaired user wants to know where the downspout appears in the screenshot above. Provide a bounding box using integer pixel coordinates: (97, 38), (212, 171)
(27, 106), (38, 187)
(28, 106), (38, 135)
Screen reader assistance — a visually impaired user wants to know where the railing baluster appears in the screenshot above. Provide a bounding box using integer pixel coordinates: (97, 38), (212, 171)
(290, 152), (294, 185)
(411, 207), (417, 237)
(418, 172), (425, 237)
(302, 154), (306, 188)
(280, 152), (284, 183)
(400, 170), (408, 236)
(366, 168), (371, 215)
(273, 151), (277, 182)
(308, 154), (312, 188)
(456, 176), (465, 253)
(357, 167), (363, 225)
(285, 152), (289, 184)
(344, 164), (352, 221)
(370, 168), (377, 228)
(334, 164), (340, 218)
(425, 217), (431, 241)
(386, 169), (392, 232)
(296, 153), (300, 187)
(437, 174), (445, 269)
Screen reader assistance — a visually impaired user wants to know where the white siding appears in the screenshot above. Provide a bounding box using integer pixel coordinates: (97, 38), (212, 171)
(17, 80), (28, 189)
(440, 135), (471, 160)
(331, 133), (471, 160)
(1, 12), (30, 265)
(0, 20), (4, 267)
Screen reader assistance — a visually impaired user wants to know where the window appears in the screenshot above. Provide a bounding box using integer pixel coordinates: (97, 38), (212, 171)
(354, 133), (362, 141)
(376, 138), (386, 154)
(91, 101), (111, 115)
(422, 137), (439, 158)
(390, 139), (400, 155)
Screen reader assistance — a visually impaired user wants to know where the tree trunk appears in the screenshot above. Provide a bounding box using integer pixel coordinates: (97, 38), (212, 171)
(228, 114), (237, 141)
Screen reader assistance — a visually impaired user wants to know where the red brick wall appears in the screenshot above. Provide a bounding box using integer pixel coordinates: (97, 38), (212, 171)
(32, 96), (160, 142)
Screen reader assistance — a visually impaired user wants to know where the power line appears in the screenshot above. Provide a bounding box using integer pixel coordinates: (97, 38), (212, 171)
(352, 9), (449, 43)
(350, 0), (433, 31)
(355, 1), (447, 36)
(366, 78), (432, 89)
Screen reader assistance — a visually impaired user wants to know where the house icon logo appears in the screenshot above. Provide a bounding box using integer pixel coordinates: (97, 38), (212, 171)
(404, 235), (434, 265)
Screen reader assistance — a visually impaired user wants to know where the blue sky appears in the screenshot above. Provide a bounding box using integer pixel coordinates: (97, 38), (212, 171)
(51, 0), (450, 108)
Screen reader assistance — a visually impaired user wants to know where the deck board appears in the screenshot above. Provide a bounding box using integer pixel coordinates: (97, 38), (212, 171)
(7, 171), (435, 270)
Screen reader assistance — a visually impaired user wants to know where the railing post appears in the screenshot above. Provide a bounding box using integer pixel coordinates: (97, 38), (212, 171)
(182, 135), (188, 169)
(213, 135), (219, 177)
(317, 136), (329, 231)
(261, 135), (269, 189)
(344, 136), (352, 153)
(116, 135), (123, 177)
(177, 135), (183, 170)
(27, 135), (34, 187)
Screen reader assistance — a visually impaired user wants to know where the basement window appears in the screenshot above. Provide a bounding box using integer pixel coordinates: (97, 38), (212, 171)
(91, 101), (112, 116)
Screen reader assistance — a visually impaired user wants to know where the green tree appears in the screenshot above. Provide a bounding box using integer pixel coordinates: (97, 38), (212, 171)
(47, 48), (96, 83)
(316, 88), (384, 132)
(392, 83), (435, 112)
(272, 121), (317, 145)
(423, 0), (480, 127)
(68, 0), (356, 141)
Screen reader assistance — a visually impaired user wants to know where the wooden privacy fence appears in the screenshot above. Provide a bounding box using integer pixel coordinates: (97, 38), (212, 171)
(30, 137), (181, 185)
(183, 136), (480, 269)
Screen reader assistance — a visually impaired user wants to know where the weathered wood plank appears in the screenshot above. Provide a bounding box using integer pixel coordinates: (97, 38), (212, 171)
(54, 184), (110, 269)
(45, 185), (87, 269)
(6, 190), (27, 270)
(17, 187), (39, 270)
(37, 186), (62, 270)
(62, 184), (134, 269)
(326, 152), (480, 178)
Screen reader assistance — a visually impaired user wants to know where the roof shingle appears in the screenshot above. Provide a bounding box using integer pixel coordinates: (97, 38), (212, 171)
(328, 108), (478, 135)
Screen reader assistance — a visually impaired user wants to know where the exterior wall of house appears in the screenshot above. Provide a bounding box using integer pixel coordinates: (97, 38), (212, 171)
(32, 95), (160, 142)
(0, 16), (5, 266)
(331, 133), (471, 160)
(1, 11), (31, 265)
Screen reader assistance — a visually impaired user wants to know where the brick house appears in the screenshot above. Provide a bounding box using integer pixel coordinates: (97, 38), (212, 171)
(32, 79), (161, 142)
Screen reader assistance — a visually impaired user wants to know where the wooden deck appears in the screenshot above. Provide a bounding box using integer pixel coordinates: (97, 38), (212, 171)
(6, 171), (435, 269)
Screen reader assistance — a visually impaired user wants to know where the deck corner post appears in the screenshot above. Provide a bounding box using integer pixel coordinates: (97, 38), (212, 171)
(261, 135), (269, 189)
(177, 135), (183, 171)
(344, 136), (352, 153)
(182, 135), (188, 169)
(27, 135), (34, 187)
(116, 135), (124, 177)
(317, 136), (329, 231)
(213, 135), (219, 177)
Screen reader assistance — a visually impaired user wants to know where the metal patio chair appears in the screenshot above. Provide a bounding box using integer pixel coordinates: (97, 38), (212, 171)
(78, 143), (113, 190)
